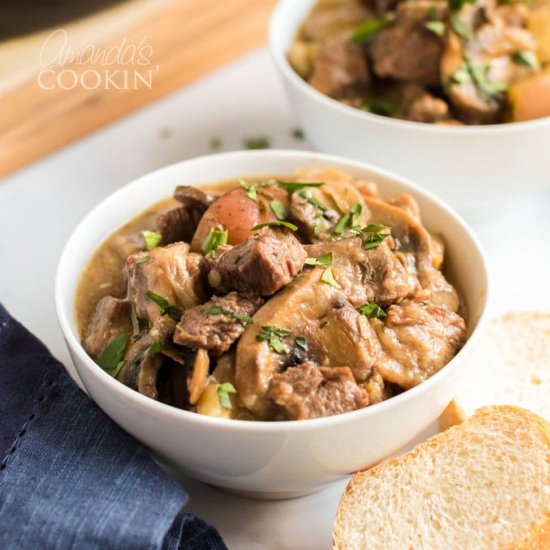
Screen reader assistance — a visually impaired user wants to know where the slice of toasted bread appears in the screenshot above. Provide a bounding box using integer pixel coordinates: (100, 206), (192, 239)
(333, 406), (550, 550)
(441, 312), (550, 429)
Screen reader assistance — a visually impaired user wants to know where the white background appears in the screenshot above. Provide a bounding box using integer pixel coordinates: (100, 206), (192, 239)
(1, 49), (549, 549)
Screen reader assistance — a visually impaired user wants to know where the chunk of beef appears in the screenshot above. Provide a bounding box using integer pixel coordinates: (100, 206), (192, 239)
(306, 237), (420, 306)
(83, 296), (132, 359)
(309, 38), (370, 98)
(126, 242), (204, 324)
(174, 292), (264, 355)
(361, 0), (398, 16)
(204, 228), (307, 296)
(155, 187), (215, 246)
(370, 2), (446, 86)
(372, 299), (467, 389)
(267, 363), (369, 420)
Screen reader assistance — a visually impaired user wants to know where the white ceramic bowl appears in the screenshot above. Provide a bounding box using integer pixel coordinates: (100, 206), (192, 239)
(269, 0), (550, 209)
(55, 150), (489, 498)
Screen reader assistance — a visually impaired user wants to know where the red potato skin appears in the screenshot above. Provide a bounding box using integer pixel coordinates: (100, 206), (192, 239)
(190, 186), (289, 251)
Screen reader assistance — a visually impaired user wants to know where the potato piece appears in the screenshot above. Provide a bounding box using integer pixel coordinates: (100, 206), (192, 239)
(528, 3), (550, 64)
(190, 185), (288, 250)
(196, 382), (232, 419)
(508, 68), (550, 121)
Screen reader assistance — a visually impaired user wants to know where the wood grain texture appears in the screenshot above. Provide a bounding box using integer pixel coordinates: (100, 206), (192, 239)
(0, 0), (277, 178)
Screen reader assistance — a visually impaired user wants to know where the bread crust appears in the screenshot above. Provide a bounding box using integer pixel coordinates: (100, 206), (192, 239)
(333, 406), (550, 550)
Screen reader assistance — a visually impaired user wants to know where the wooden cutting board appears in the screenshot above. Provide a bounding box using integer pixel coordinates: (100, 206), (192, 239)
(0, 0), (277, 178)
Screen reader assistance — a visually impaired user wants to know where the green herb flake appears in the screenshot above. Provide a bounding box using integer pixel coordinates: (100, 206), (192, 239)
(270, 199), (288, 220)
(357, 302), (387, 319)
(210, 137), (223, 150)
(313, 223), (322, 237)
(298, 189), (328, 212)
(512, 50), (540, 71)
(201, 227), (229, 257)
(425, 21), (445, 36)
(350, 17), (390, 43)
(239, 180), (258, 202)
(244, 136), (271, 150)
(333, 202), (363, 236)
(217, 382), (237, 409)
(208, 306), (254, 325)
(257, 326), (291, 354)
(450, 65), (470, 86)
(252, 220), (298, 232)
(148, 341), (164, 355)
(295, 336), (308, 351)
(450, 14), (472, 41)
(146, 291), (181, 322)
(320, 321), (328, 329)
(466, 60), (508, 99)
(362, 98), (398, 117)
(141, 230), (162, 251)
(363, 232), (389, 250)
(305, 252), (333, 267)
(321, 267), (341, 289)
(135, 255), (149, 265)
(97, 333), (129, 377)
(292, 128), (305, 140)
(276, 181), (325, 195)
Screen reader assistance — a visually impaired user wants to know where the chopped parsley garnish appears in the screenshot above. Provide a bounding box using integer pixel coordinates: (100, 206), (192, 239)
(146, 291), (181, 322)
(512, 50), (540, 71)
(350, 17), (390, 43)
(244, 136), (271, 149)
(252, 220), (298, 231)
(135, 255), (149, 265)
(201, 227), (229, 257)
(357, 302), (387, 319)
(363, 232), (389, 250)
(425, 21), (445, 36)
(467, 60), (508, 99)
(148, 341), (165, 355)
(313, 223), (322, 237)
(270, 199), (288, 220)
(276, 181), (325, 195)
(239, 180), (258, 202)
(362, 98), (398, 117)
(292, 128), (305, 140)
(217, 382), (237, 409)
(298, 189), (327, 212)
(97, 333), (129, 377)
(210, 137), (223, 150)
(321, 266), (341, 289)
(141, 230), (162, 251)
(257, 326), (291, 354)
(295, 336), (308, 351)
(450, 65), (470, 85)
(333, 203), (363, 236)
(450, 15), (472, 41)
(451, 0), (476, 11)
(208, 306), (254, 325)
(305, 252), (333, 267)
(320, 321), (328, 329)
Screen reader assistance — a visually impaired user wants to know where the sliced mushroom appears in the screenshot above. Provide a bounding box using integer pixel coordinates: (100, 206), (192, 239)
(305, 237), (420, 306)
(363, 196), (459, 311)
(187, 348), (210, 405)
(118, 333), (163, 399)
(235, 268), (380, 419)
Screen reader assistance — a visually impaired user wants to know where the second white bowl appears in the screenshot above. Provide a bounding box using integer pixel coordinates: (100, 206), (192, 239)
(269, 0), (550, 210)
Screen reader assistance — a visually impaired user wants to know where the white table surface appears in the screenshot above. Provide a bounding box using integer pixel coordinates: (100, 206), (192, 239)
(1, 48), (549, 550)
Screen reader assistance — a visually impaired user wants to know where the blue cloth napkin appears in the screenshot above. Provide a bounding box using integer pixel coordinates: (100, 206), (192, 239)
(0, 304), (227, 550)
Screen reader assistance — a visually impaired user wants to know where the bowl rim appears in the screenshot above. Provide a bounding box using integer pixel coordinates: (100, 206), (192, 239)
(55, 149), (490, 433)
(268, 0), (550, 134)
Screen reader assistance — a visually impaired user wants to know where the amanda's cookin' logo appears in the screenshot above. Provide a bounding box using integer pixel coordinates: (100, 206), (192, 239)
(37, 29), (159, 90)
